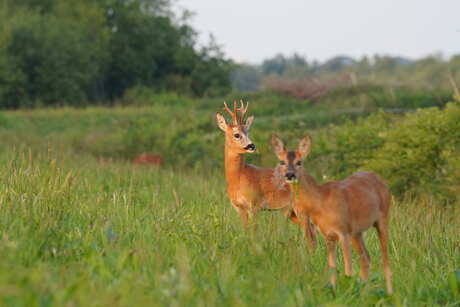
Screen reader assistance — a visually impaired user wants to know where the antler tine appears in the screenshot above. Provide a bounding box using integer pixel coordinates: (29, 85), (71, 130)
(223, 101), (238, 125)
(237, 100), (249, 124)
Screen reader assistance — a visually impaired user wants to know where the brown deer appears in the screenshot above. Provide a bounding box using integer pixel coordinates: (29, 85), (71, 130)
(215, 101), (316, 247)
(132, 153), (164, 167)
(271, 134), (392, 294)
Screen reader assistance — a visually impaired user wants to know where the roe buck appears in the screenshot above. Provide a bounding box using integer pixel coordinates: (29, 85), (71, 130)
(271, 134), (392, 294)
(215, 101), (316, 246)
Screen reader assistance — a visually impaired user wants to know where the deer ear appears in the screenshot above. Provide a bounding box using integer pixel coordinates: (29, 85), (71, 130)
(216, 113), (228, 132)
(244, 115), (254, 131)
(271, 134), (285, 156)
(297, 135), (312, 158)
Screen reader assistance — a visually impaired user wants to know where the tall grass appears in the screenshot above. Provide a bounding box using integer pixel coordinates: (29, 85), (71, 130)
(0, 149), (458, 306)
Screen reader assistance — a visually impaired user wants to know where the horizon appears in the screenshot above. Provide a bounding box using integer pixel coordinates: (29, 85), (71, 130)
(179, 0), (460, 64)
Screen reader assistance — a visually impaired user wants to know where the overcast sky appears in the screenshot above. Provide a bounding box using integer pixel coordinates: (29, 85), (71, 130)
(178, 0), (460, 63)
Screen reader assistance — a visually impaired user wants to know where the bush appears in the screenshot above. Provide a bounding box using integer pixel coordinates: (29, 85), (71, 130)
(310, 111), (395, 180)
(364, 101), (460, 200)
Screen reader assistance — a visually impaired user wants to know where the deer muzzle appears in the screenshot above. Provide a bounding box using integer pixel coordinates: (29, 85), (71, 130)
(244, 143), (256, 152)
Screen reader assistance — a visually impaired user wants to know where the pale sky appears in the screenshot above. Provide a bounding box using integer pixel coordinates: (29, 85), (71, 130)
(178, 0), (460, 63)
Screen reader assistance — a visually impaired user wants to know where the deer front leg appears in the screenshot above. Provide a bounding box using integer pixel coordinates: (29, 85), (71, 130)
(247, 203), (258, 231)
(339, 233), (353, 277)
(326, 240), (337, 289)
(232, 203), (249, 228)
(284, 208), (300, 224)
(301, 217), (317, 250)
(232, 202), (258, 231)
(306, 218), (317, 250)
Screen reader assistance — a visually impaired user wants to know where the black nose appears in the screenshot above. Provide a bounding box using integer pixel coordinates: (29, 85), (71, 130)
(245, 144), (255, 151)
(286, 173), (296, 180)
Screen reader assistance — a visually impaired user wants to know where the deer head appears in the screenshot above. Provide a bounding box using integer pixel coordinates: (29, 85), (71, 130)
(216, 101), (255, 153)
(271, 134), (312, 183)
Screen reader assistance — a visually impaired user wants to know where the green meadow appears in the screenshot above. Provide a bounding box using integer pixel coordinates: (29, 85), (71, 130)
(1, 94), (459, 306)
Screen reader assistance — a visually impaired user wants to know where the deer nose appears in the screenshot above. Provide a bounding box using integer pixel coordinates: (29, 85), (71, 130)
(285, 173), (296, 181)
(245, 144), (255, 151)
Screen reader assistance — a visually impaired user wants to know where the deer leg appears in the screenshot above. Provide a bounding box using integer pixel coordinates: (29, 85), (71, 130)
(301, 217), (317, 250)
(234, 206), (249, 228)
(339, 234), (353, 277)
(248, 205), (258, 231)
(351, 233), (371, 281)
(284, 209), (300, 224)
(326, 240), (337, 288)
(375, 219), (393, 294)
(308, 218), (317, 249)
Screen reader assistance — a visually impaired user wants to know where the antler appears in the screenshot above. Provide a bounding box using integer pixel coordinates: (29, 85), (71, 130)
(238, 100), (249, 124)
(223, 100), (249, 125)
(223, 101), (238, 125)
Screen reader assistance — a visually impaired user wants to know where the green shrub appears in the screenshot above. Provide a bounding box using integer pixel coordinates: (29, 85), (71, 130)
(364, 101), (460, 200)
(306, 111), (395, 180)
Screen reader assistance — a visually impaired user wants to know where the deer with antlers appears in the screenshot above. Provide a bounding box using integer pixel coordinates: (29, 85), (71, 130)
(271, 134), (393, 294)
(215, 101), (316, 246)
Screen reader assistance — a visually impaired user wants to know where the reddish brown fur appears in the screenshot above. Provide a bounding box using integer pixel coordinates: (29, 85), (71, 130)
(272, 135), (392, 294)
(216, 102), (316, 247)
(132, 153), (163, 166)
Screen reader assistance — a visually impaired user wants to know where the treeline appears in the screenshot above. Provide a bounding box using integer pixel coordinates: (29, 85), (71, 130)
(0, 0), (233, 109)
(232, 53), (460, 98)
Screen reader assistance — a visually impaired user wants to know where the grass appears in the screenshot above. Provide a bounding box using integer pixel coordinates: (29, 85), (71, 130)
(0, 92), (458, 305)
(0, 148), (459, 306)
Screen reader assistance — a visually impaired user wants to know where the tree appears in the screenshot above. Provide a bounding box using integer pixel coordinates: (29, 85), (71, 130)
(0, 0), (233, 108)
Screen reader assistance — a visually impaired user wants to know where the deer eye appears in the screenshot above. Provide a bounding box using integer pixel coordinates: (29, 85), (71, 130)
(279, 160), (286, 165)
(233, 133), (241, 139)
(296, 161), (302, 166)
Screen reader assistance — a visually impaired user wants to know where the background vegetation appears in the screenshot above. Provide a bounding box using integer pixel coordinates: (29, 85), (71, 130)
(2, 91), (459, 202)
(0, 0), (232, 108)
(0, 0), (459, 305)
(232, 53), (460, 95)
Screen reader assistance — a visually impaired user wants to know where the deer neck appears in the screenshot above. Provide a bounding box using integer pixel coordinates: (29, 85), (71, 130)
(224, 145), (245, 186)
(292, 174), (324, 212)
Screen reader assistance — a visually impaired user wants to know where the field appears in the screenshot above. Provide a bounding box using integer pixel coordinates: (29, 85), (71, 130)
(1, 94), (459, 306)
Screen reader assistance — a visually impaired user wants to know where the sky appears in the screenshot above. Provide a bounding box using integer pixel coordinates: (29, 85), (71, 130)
(178, 0), (460, 64)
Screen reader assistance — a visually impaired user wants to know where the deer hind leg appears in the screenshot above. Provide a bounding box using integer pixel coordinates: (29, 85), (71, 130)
(326, 240), (337, 288)
(375, 218), (393, 294)
(351, 233), (371, 281)
(339, 233), (353, 277)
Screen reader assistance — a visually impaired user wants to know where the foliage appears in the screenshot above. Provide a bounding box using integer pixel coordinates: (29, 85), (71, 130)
(364, 101), (460, 200)
(262, 74), (352, 101)
(230, 64), (262, 92)
(1, 91), (459, 201)
(0, 3), (109, 108)
(0, 0), (232, 108)
(309, 100), (460, 201)
(311, 111), (395, 180)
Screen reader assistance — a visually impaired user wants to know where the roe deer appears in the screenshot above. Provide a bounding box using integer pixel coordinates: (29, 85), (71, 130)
(132, 153), (163, 167)
(215, 101), (316, 247)
(271, 134), (392, 294)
